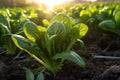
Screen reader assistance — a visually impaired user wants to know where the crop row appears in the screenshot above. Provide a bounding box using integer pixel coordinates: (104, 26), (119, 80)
(0, 2), (120, 80)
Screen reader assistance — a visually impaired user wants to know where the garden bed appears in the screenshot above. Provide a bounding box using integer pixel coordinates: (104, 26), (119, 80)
(0, 30), (120, 80)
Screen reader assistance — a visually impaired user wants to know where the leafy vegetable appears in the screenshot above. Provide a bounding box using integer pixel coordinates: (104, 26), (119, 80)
(12, 13), (88, 72)
(0, 13), (29, 54)
(98, 20), (120, 36)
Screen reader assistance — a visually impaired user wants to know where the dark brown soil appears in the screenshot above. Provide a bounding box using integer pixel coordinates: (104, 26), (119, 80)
(0, 29), (120, 80)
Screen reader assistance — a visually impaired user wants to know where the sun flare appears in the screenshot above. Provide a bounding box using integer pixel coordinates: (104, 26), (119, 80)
(35, 0), (73, 10)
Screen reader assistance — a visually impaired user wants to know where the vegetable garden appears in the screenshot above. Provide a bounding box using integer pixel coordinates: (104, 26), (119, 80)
(0, 1), (120, 80)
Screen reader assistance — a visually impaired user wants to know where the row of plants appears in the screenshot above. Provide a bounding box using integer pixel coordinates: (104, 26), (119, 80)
(0, 2), (120, 79)
(65, 2), (120, 36)
(0, 7), (88, 79)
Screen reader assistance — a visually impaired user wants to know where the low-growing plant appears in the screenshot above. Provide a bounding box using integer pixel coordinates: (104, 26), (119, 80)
(24, 68), (44, 80)
(12, 13), (88, 72)
(0, 13), (29, 54)
(98, 11), (120, 36)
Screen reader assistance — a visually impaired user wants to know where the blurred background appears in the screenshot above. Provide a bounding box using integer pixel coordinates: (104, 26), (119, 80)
(0, 0), (119, 7)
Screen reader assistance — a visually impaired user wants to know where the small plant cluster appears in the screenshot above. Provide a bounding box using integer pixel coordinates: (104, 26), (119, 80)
(0, 7), (49, 54)
(67, 2), (120, 36)
(0, 13), (28, 54)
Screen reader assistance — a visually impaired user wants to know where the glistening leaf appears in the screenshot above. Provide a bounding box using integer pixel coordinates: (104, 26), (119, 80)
(24, 22), (40, 42)
(11, 34), (42, 56)
(12, 34), (49, 68)
(53, 51), (86, 68)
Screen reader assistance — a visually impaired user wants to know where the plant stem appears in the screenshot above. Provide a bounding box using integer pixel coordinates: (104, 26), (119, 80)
(26, 51), (49, 68)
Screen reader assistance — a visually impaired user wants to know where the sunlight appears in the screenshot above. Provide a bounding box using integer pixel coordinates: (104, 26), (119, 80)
(89, 0), (97, 2)
(35, 0), (73, 10)
(85, 0), (97, 2)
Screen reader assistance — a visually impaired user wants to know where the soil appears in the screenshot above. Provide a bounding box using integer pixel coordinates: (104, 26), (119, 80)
(0, 28), (120, 80)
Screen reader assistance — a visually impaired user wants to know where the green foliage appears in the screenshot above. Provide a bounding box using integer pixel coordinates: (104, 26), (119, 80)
(25, 68), (44, 80)
(0, 12), (30, 54)
(0, 14), (10, 28)
(0, 14), (15, 54)
(12, 13), (88, 72)
(53, 51), (85, 68)
(114, 11), (120, 26)
(98, 20), (116, 31)
(99, 10), (120, 36)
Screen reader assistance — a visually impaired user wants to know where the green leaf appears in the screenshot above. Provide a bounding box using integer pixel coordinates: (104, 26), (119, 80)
(80, 10), (92, 22)
(97, 12), (107, 21)
(12, 34), (32, 50)
(53, 51), (86, 68)
(98, 20), (120, 36)
(12, 34), (47, 67)
(25, 68), (34, 80)
(18, 19), (30, 31)
(51, 13), (71, 31)
(4, 38), (16, 54)
(0, 14), (10, 29)
(114, 11), (120, 26)
(0, 23), (11, 35)
(11, 34), (42, 56)
(73, 23), (88, 38)
(42, 19), (50, 27)
(80, 10), (91, 17)
(23, 22), (40, 42)
(36, 72), (44, 80)
(47, 22), (66, 36)
(98, 20), (116, 30)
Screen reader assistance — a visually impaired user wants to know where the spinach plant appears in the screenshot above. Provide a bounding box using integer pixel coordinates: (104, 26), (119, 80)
(98, 11), (120, 36)
(12, 13), (88, 72)
(0, 14), (16, 54)
(0, 13), (29, 54)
